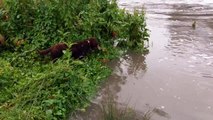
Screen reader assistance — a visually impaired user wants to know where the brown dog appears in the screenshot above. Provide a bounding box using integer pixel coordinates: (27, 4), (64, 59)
(38, 37), (100, 61)
(38, 43), (68, 61)
(71, 37), (100, 59)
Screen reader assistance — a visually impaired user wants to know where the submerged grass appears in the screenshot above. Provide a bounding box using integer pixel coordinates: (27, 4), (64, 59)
(101, 99), (152, 120)
(0, 0), (149, 119)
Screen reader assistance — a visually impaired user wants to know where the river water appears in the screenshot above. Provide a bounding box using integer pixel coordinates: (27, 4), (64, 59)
(71, 0), (213, 120)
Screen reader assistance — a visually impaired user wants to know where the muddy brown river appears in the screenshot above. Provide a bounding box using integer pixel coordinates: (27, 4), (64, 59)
(71, 0), (213, 120)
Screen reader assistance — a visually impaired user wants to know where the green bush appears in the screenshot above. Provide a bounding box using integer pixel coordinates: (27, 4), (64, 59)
(0, 0), (149, 119)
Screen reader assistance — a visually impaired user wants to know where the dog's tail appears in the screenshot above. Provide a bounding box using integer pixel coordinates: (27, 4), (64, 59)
(38, 48), (51, 55)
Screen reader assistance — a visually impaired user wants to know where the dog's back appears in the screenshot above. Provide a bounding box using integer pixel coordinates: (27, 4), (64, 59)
(70, 37), (99, 59)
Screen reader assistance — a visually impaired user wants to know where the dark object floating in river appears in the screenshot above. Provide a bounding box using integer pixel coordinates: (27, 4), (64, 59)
(192, 21), (196, 29)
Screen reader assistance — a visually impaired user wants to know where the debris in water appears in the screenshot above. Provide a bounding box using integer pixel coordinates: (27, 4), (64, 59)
(153, 107), (171, 118)
(192, 21), (196, 29)
(160, 106), (165, 109)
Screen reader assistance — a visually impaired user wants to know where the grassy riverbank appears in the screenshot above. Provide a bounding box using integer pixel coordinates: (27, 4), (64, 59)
(0, 0), (149, 119)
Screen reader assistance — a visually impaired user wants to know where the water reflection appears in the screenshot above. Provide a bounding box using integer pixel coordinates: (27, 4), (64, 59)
(99, 52), (147, 105)
(70, 52), (147, 120)
(109, 51), (147, 79)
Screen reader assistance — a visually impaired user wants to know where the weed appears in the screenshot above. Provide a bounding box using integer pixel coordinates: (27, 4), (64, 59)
(101, 99), (152, 120)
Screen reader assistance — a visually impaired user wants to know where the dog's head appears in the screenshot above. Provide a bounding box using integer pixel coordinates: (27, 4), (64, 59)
(87, 37), (101, 50)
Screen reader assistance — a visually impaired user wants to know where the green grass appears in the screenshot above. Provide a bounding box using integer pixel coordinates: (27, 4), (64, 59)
(101, 95), (152, 120)
(0, 0), (149, 119)
(101, 99), (152, 120)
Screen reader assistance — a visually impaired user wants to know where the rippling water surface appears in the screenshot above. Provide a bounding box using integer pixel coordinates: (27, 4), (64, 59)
(71, 0), (213, 120)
